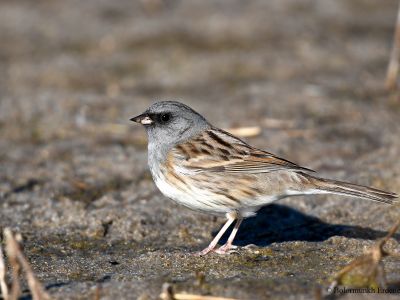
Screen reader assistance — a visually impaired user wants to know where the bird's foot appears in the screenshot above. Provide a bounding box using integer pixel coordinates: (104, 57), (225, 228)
(192, 245), (215, 256)
(193, 244), (238, 256)
(214, 244), (238, 255)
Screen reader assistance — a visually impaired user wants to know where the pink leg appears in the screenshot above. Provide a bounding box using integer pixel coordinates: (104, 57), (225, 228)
(215, 218), (243, 254)
(195, 213), (236, 256)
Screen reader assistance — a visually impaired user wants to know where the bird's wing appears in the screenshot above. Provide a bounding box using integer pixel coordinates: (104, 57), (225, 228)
(171, 128), (314, 174)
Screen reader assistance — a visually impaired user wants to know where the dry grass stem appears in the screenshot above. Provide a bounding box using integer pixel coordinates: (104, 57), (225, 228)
(386, 1), (400, 90)
(5, 230), (22, 300)
(0, 243), (9, 300)
(4, 228), (51, 300)
(328, 219), (400, 293)
(225, 126), (261, 137)
(160, 283), (238, 300)
(171, 295), (238, 300)
(93, 284), (101, 300)
(262, 118), (296, 129)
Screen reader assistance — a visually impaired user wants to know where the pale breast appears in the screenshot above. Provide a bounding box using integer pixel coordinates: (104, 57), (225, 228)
(149, 151), (233, 214)
(149, 141), (298, 217)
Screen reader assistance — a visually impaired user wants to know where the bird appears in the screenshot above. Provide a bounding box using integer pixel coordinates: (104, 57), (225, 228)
(130, 101), (398, 255)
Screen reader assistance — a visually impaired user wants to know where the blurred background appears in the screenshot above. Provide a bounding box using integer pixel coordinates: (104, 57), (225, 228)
(0, 1), (398, 136)
(1, 0), (400, 299)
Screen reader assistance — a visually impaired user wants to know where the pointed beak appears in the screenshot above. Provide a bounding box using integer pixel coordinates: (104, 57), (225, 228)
(130, 113), (153, 125)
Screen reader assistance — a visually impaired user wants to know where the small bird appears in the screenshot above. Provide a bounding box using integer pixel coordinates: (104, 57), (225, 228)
(131, 101), (398, 255)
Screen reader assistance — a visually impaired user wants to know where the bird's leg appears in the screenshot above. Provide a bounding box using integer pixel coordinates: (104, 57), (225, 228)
(195, 212), (236, 256)
(215, 218), (243, 254)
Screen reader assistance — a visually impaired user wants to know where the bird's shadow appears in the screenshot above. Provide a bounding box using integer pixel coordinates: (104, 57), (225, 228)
(216, 204), (399, 247)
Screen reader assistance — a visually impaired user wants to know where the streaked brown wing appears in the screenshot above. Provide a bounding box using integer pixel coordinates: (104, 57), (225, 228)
(172, 128), (314, 174)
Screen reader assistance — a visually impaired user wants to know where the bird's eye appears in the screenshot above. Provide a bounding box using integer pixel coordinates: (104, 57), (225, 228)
(160, 113), (171, 123)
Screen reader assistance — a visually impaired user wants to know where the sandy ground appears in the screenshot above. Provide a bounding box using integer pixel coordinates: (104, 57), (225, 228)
(1, 0), (400, 299)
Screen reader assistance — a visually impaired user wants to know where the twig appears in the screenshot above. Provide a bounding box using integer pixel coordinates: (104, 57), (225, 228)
(328, 219), (400, 294)
(225, 126), (261, 137)
(172, 295), (238, 300)
(93, 284), (101, 300)
(4, 228), (51, 300)
(386, 1), (400, 90)
(160, 283), (174, 300)
(160, 283), (238, 300)
(262, 118), (296, 129)
(0, 243), (9, 300)
(5, 229), (21, 300)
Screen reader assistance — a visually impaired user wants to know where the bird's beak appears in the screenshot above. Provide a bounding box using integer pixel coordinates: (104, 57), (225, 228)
(130, 113), (153, 125)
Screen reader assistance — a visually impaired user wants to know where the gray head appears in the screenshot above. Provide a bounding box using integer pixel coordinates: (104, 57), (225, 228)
(131, 101), (210, 149)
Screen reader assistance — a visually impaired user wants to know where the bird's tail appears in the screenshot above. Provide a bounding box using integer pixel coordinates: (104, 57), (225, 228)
(305, 174), (398, 205)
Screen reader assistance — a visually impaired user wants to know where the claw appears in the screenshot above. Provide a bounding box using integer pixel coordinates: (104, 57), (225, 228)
(192, 245), (215, 256)
(193, 244), (239, 256)
(214, 244), (239, 255)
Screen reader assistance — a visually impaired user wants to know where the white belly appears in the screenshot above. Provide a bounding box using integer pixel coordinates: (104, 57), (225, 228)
(153, 171), (229, 215)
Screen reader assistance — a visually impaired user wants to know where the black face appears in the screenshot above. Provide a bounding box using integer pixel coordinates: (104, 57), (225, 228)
(155, 112), (172, 124)
(130, 111), (174, 126)
(143, 112), (172, 126)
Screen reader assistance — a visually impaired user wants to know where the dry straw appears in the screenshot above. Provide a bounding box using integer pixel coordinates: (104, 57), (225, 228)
(0, 228), (51, 300)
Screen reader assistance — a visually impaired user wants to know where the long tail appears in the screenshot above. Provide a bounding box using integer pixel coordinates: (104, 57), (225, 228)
(306, 174), (398, 205)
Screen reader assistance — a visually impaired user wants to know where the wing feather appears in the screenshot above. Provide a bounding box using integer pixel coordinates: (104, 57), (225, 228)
(172, 128), (314, 174)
